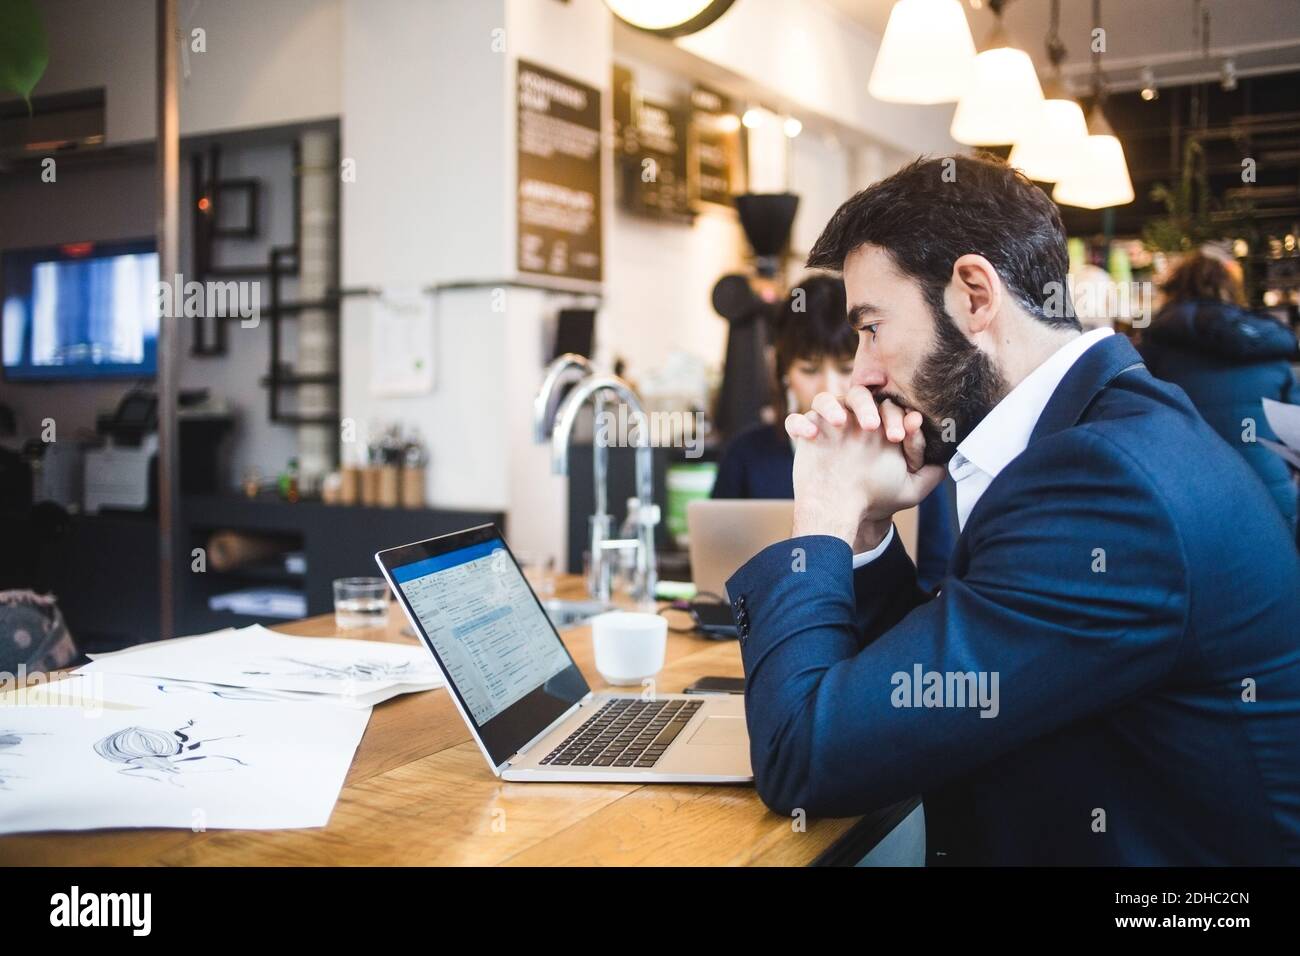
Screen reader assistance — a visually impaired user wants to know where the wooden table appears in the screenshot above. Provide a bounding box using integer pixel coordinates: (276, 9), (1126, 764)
(1, 580), (913, 866)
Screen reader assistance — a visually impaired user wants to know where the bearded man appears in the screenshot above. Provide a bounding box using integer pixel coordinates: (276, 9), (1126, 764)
(726, 154), (1300, 866)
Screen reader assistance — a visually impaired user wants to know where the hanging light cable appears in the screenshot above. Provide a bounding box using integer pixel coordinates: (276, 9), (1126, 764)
(1008, 0), (1089, 182)
(950, 0), (1044, 146)
(1053, 0), (1134, 208)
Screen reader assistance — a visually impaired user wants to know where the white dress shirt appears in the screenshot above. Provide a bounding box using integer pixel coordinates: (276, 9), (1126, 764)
(851, 327), (1114, 568)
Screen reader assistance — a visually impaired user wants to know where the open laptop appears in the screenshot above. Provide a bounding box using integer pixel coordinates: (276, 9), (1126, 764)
(687, 499), (921, 601)
(375, 524), (752, 783)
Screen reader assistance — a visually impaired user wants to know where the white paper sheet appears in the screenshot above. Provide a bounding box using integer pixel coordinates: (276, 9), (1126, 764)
(1262, 398), (1300, 448)
(1262, 398), (1300, 469)
(23, 671), (430, 710)
(0, 674), (371, 834)
(369, 285), (435, 397)
(131, 675), (437, 709)
(81, 625), (441, 702)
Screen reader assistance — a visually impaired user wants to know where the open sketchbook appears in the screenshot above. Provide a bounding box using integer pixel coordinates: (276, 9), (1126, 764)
(0, 673), (369, 834)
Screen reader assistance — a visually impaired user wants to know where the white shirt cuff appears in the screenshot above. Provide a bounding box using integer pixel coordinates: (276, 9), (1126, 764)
(851, 525), (895, 569)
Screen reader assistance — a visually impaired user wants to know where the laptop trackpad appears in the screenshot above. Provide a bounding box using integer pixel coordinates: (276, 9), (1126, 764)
(687, 715), (747, 746)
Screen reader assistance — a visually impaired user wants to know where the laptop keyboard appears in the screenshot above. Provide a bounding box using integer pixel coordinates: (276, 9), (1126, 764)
(539, 698), (705, 769)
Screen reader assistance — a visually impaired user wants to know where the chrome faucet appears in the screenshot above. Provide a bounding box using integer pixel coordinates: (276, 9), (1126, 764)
(549, 373), (659, 605)
(534, 353), (610, 522)
(533, 353), (596, 443)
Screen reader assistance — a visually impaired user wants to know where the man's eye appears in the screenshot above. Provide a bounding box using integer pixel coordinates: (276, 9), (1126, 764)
(864, 323), (880, 338)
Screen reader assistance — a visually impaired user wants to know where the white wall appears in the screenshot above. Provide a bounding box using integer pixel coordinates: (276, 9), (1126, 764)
(16, 0), (343, 144)
(340, 0), (508, 287)
(604, 207), (740, 381)
(340, 288), (511, 510)
(337, 0), (613, 566)
(338, 0), (513, 519)
(180, 0), (342, 138)
(789, 132), (853, 262)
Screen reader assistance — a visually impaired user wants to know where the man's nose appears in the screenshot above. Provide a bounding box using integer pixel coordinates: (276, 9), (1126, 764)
(851, 338), (886, 390)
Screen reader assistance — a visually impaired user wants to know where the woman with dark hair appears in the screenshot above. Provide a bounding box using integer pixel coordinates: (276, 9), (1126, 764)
(1141, 250), (1299, 531)
(711, 276), (854, 499)
(711, 274), (957, 589)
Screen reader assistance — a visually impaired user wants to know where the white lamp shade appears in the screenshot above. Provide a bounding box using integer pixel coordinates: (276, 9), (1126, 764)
(868, 0), (977, 105)
(950, 46), (1044, 145)
(1052, 134), (1135, 209)
(1007, 98), (1089, 182)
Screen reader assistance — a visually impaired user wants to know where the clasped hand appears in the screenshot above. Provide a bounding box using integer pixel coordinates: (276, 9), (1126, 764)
(785, 386), (946, 552)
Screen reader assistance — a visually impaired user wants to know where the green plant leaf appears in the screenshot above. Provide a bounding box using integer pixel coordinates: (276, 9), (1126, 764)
(0, 0), (49, 109)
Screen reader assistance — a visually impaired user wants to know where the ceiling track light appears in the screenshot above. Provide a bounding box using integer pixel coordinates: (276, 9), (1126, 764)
(1221, 58), (1238, 91)
(1139, 66), (1159, 101)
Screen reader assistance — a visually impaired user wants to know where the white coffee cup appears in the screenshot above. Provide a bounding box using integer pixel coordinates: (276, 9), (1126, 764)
(590, 611), (667, 686)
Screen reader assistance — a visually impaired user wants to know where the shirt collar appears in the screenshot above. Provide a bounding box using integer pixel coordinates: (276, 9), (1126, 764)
(947, 327), (1114, 482)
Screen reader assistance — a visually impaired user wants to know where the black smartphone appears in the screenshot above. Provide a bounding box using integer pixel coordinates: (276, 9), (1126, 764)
(683, 676), (746, 695)
(690, 600), (738, 638)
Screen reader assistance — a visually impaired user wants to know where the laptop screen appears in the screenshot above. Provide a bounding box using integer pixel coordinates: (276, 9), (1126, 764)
(381, 527), (589, 769)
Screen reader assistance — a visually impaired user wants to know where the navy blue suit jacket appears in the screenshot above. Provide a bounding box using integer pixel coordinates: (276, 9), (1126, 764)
(726, 334), (1300, 865)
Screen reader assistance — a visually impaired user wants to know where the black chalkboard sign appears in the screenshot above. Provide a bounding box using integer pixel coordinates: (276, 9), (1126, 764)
(516, 60), (603, 283)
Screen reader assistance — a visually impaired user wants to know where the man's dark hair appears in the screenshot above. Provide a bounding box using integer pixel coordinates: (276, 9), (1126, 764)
(807, 154), (1080, 331)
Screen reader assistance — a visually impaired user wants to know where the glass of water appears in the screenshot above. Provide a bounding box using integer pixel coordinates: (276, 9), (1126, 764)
(514, 551), (557, 598)
(333, 577), (390, 630)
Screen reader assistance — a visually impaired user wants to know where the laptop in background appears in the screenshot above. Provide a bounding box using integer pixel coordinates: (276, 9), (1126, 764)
(687, 499), (920, 601)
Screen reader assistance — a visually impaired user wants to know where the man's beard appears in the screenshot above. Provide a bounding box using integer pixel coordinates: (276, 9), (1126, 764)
(878, 295), (1008, 465)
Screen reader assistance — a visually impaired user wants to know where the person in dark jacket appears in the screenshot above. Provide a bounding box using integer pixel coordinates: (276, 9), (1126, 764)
(1141, 251), (1299, 531)
(711, 275), (957, 590)
(711, 276), (856, 501)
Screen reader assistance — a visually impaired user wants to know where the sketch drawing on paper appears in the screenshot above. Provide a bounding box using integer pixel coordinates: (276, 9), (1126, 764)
(153, 681), (281, 703)
(0, 730), (46, 790)
(1, 732), (24, 789)
(93, 720), (247, 785)
(241, 656), (417, 683)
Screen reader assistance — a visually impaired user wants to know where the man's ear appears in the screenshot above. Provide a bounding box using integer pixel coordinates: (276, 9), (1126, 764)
(948, 254), (1002, 336)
